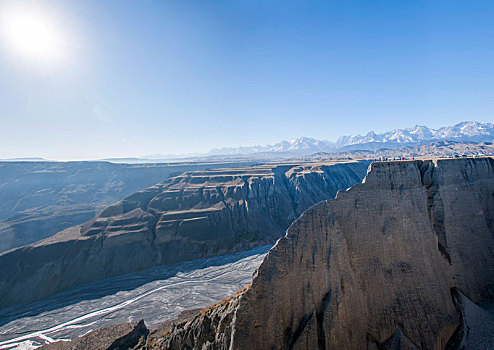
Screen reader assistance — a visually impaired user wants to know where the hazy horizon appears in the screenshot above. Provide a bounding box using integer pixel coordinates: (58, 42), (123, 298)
(1, 0), (494, 160)
(0, 119), (490, 161)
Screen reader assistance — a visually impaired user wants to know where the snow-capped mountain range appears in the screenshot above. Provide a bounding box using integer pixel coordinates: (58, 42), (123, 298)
(206, 121), (494, 156)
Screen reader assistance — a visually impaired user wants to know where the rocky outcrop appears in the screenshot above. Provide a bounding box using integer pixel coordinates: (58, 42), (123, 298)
(152, 158), (494, 349)
(0, 161), (370, 308)
(40, 319), (149, 350)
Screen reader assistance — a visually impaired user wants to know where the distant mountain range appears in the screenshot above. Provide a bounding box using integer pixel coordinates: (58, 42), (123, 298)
(203, 121), (494, 157)
(103, 121), (494, 162)
(3, 122), (492, 163)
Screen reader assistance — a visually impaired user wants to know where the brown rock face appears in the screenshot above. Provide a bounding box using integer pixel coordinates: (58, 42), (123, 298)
(40, 319), (149, 350)
(0, 161), (370, 308)
(154, 158), (494, 349)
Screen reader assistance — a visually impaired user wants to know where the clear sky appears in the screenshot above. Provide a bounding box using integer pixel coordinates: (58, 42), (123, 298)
(0, 0), (493, 160)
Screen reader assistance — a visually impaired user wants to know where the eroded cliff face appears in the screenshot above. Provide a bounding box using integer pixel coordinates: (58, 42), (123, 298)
(0, 160), (257, 253)
(0, 161), (370, 308)
(153, 158), (494, 350)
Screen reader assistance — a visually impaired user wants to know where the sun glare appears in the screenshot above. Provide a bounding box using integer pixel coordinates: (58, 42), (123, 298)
(1, 7), (65, 63)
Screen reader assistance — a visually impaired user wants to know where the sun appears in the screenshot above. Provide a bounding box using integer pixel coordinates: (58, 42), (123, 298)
(1, 7), (65, 63)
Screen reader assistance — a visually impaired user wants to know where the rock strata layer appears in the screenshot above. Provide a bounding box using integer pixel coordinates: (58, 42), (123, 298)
(0, 160), (258, 252)
(0, 161), (369, 308)
(152, 158), (494, 349)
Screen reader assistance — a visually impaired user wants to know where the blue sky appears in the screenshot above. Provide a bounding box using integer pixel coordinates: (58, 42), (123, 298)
(0, 0), (493, 160)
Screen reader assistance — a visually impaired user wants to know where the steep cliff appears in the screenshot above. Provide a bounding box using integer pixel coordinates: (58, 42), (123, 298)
(0, 161), (370, 308)
(152, 158), (494, 349)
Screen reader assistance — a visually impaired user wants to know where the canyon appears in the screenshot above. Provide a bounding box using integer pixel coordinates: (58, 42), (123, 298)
(0, 160), (369, 308)
(2, 157), (494, 349)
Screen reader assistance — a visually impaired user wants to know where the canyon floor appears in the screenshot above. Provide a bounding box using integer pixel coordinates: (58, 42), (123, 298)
(0, 246), (270, 350)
